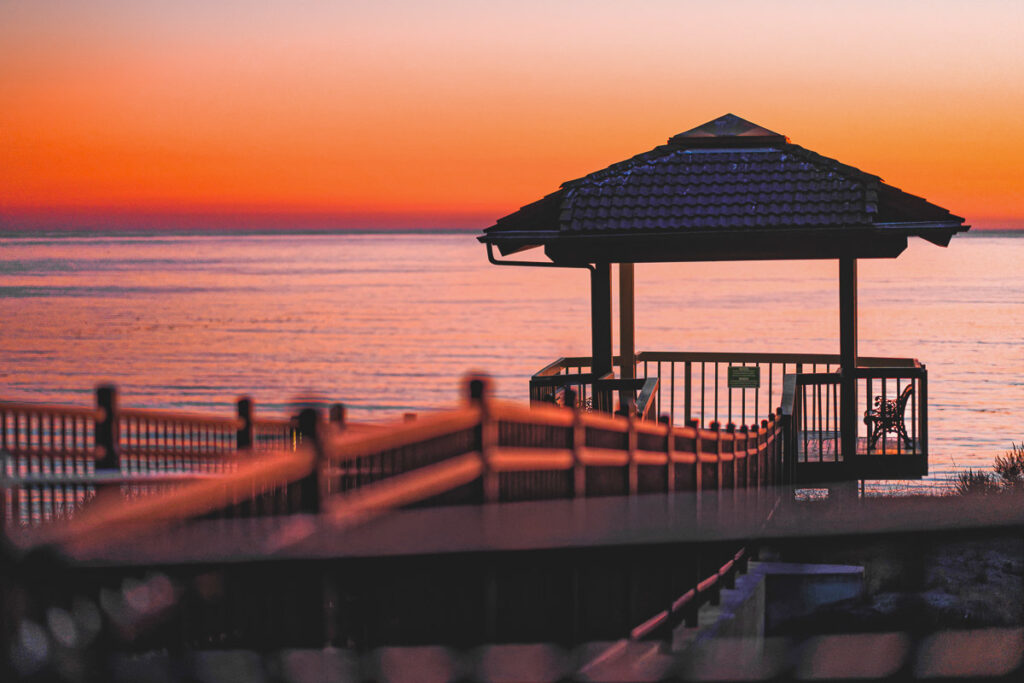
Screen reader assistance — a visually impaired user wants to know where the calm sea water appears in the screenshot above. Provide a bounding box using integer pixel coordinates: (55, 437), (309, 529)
(0, 231), (1021, 489)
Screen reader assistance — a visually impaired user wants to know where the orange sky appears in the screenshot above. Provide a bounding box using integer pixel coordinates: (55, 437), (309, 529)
(2, 1), (1023, 230)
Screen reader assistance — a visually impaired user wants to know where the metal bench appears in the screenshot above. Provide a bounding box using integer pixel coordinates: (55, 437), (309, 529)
(863, 383), (914, 450)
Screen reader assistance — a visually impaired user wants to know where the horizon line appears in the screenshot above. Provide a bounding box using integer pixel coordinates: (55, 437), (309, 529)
(2, 207), (1023, 235)
(2, 226), (1022, 241)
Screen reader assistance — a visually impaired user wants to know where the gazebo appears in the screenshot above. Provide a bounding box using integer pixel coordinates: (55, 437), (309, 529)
(478, 114), (968, 483)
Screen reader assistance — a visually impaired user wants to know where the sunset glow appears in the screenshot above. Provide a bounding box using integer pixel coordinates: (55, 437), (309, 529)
(3, 1), (1023, 230)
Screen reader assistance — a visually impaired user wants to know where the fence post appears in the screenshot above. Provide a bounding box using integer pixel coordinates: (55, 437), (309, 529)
(297, 408), (325, 513)
(661, 414), (675, 492)
(772, 412), (780, 486)
(688, 419), (702, 500)
(919, 366), (928, 463)
(684, 361), (692, 425)
(772, 409), (781, 487)
(712, 422), (723, 494)
(741, 424), (750, 489)
(471, 376), (498, 644)
(684, 594), (699, 628)
(237, 397), (254, 450)
(760, 419), (769, 489)
(627, 412), (638, 495)
(329, 403), (346, 429)
(751, 423), (760, 487)
(95, 385), (119, 470)
(468, 376), (497, 503)
(727, 424), (738, 491)
(567, 388), (586, 498)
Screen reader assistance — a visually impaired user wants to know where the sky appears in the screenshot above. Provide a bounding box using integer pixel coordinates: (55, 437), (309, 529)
(2, 0), (1022, 231)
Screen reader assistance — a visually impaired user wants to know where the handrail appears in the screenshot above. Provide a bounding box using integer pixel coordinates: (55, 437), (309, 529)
(490, 400), (575, 428)
(529, 372), (604, 388)
(1, 395), (782, 480)
(533, 357), (572, 378)
(855, 366), (927, 379)
(637, 351), (920, 368)
(581, 546), (750, 675)
(793, 372), (840, 385)
(0, 401), (103, 419)
(325, 452), (484, 525)
(321, 406), (481, 460)
(532, 352), (922, 376)
(0, 471), (219, 487)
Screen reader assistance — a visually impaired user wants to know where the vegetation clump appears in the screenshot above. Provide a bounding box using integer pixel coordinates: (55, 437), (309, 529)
(953, 443), (1024, 495)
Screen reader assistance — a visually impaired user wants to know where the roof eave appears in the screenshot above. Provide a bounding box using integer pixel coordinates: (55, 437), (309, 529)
(874, 220), (971, 247)
(541, 226), (909, 264)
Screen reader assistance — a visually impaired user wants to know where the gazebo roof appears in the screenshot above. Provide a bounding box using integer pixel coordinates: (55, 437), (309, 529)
(480, 114), (968, 264)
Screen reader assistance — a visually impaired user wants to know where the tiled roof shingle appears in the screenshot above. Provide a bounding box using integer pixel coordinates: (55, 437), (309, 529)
(558, 146), (875, 233)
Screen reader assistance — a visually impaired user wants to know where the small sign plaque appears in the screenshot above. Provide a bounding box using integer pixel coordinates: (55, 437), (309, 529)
(727, 366), (760, 389)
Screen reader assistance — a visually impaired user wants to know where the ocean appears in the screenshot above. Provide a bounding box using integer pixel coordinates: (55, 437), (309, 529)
(0, 230), (1021, 490)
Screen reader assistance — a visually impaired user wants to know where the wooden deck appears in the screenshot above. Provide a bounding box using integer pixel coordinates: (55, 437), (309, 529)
(58, 489), (776, 567)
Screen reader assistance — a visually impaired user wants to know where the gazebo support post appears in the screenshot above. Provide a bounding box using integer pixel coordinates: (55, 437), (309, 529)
(839, 256), (858, 465)
(619, 263), (636, 411)
(591, 263), (614, 411)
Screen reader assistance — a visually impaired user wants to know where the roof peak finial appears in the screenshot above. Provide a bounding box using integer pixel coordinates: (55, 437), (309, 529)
(669, 114), (787, 145)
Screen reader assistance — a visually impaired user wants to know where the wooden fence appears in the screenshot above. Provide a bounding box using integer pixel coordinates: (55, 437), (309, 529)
(0, 388), (299, 527)
(8, 376), (785, 558)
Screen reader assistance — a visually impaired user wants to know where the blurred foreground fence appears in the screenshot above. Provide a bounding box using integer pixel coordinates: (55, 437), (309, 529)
(2, 378), (785, 532)
(0, 388), (301, 527)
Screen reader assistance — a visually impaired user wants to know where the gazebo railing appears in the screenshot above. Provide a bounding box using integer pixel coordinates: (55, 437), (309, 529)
(532, 352), (847, 426)
(779, 364), (927, 481)
(532, 352), (928, 480)
(529, 368), (659, 419)
(856, 364), (927, 477)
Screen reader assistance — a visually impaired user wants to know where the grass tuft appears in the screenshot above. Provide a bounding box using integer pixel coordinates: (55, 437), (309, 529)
(953, 443), (1024, 495)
